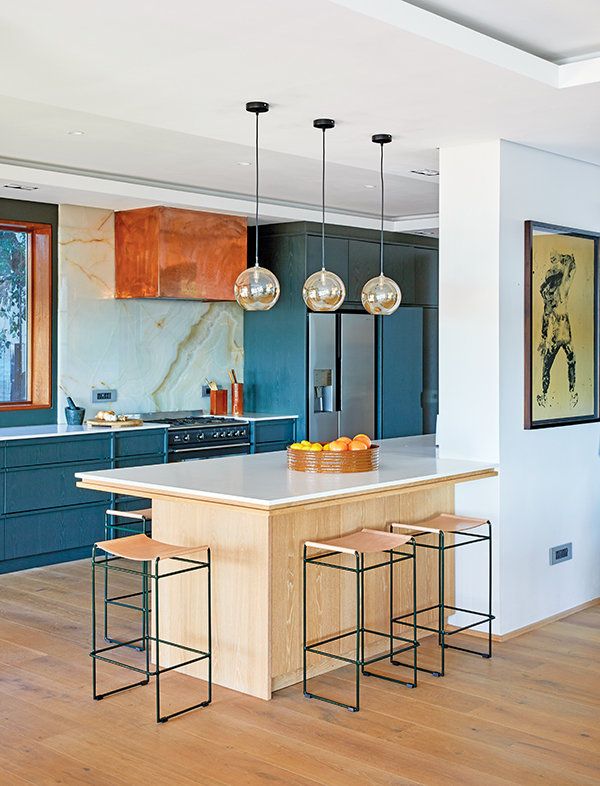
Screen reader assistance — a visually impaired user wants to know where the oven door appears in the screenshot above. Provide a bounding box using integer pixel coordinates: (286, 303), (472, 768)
(168, 443), (251, 462)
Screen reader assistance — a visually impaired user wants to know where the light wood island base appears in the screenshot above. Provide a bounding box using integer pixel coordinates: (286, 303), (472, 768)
(77, 469), (496, 699)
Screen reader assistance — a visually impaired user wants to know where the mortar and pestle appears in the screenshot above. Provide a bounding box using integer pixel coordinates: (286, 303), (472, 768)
(65, 396), (86, 425)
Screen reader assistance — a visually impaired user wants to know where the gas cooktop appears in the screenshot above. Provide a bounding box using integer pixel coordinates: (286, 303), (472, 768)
(139, 410), (246, 429)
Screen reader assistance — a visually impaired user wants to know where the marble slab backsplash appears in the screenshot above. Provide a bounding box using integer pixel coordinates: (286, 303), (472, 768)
(57, 205), (243, 421)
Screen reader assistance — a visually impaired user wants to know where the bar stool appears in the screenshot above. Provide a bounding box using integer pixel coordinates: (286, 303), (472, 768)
(103, 507), (152, 652)
(390, 514), (493, 678)
(91, 533), (211, 723)
(303, 528), (418, 713)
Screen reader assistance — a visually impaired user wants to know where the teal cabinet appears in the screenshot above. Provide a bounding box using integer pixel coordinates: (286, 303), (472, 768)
(250, 419), (296, 454)
(0, 427), (168, 574)
(5, 461), (111, 513)
(244, 223), (438, 439)
(114, 429), (166, 458)
(6, 434), (111, 467)
(254, 441), (289, 454)
(348, 240), (379, 303)
(378, 307), (424, 438)
(4, 502), (109, 560)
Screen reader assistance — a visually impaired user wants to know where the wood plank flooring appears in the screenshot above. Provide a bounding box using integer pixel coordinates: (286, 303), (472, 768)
(0, 560), (598, 785)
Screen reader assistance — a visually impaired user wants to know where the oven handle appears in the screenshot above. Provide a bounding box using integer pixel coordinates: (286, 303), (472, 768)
(169, 442), (251, 453)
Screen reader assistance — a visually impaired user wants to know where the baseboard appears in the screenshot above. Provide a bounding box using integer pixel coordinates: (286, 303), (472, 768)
(447, 597), (600, 643)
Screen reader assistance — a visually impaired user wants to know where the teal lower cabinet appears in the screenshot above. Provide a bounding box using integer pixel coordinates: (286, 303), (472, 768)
(1, 502), (110, 572)
(0, 428), (168, 574)
(250, 419), (296, 454)
(254, 441), (290, 454)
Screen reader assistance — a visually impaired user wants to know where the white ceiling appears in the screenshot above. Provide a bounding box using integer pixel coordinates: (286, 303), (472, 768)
(403, 0), (600, 62)
(0, 0), (599, 223)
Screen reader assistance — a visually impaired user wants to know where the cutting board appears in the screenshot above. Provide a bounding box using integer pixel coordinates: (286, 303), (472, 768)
(85, 418), (144, 428)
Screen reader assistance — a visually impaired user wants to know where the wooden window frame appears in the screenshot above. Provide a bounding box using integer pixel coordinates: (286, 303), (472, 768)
(0, 218), (52, 411)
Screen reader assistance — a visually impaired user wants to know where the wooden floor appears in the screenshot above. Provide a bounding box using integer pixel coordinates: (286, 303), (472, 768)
(0, 561), (598, 786)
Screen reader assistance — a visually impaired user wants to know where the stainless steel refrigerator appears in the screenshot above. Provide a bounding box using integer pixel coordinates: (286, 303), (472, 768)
(308, 313), (375, 443)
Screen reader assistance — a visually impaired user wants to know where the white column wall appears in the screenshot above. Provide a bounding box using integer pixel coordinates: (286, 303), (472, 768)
(439, 139), (600, 635)
(438, 142), (502, 632)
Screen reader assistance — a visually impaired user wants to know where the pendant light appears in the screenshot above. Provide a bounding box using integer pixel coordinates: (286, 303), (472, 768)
(234, 101), (280, 311)
(361, 134), (402, 316)
(302, 118), (346, 312)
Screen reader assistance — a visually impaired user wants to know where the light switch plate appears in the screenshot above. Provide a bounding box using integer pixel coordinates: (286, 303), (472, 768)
(91, 388), (117, 404)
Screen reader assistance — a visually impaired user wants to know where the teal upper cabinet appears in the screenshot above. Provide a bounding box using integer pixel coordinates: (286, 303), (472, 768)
(384, 245), (416, 304)
(348, 240), (380, 303)
(414, 247), (438, 306)
(243, 222), (438, 440)
(306, 235), (349, 284)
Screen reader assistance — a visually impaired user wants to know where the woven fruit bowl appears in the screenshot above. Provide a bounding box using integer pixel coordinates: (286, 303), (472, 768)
(287, 444), (379, 473)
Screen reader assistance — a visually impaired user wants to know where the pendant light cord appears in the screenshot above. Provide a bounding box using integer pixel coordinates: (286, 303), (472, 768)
(379, 141), (384, 276)
(321, 128), (326, 272)
(254, 110), (260, 267)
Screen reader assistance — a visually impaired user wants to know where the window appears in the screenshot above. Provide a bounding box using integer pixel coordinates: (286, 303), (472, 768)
(0, 219), (52, 410)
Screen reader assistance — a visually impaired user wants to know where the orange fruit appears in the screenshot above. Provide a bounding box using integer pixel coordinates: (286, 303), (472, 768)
(353, 434), (371, 448)
(309, 443), (323, 451)
(337, 436), (352, 444)
(322, 443), (331, 451)
(348, 439), (368, 451)
(329, 440), (348, 452)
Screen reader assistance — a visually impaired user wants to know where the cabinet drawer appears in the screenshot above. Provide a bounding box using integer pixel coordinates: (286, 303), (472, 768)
(4, 502), (107, 559)
(254, 441), (289, 454)
(114, 429), (166, 458)
(5, 461), (111, 514)
(253, 420), (295, 446)
(6, 435), (111, 468)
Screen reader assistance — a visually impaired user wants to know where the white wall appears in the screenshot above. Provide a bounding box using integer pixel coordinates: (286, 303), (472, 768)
(439, 140), (600, 635)
(498, 142), (600, 631)
(57, 205), (243, 420)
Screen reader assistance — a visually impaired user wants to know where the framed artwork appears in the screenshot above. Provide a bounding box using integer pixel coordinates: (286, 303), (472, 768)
(524, 221), (599, 429)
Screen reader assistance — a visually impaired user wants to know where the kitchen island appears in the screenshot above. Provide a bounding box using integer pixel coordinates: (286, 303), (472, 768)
(76, 436), (496, 699)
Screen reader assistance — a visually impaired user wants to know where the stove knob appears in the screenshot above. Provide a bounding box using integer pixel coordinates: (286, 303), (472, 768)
(173, 434), (181, 442)
(197, 432), (205, 441)
(183, 433), (191, 442)
(227, 430), (234, 437)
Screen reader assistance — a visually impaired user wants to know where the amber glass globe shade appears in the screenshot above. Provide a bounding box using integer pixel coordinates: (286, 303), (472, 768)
(234, 265), (280, 311)
(361, 274), (401, 315)
(302, 269), (346, 312)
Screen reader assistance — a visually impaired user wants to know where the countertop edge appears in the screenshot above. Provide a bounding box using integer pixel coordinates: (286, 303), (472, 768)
(0, 423), (169, 441)
(76, 466), (498, 511)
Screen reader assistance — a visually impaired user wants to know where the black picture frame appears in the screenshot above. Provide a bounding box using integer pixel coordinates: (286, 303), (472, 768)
(524, 220), (599, 429)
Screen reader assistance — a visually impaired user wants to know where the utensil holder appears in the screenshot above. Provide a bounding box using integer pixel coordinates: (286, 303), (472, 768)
(65, 407), (85, 425)
(210, 389), (228, 415)
(231, 383), (243, 416)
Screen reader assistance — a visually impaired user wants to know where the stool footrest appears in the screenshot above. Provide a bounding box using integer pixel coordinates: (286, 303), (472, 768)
(305, 627), (418, 668)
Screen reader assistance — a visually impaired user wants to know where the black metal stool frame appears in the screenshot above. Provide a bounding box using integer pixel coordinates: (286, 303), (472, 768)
(391, 521), (493, 678)
(91, 546), (212, 723)
(303, 541), (418, 713)
(103, 510), (152, 652)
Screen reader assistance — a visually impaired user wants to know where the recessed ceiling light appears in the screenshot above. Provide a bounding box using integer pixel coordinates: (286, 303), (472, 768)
(363, 184), (376, 189)
(236, 161), (251, 166)
(410, 168), (439, 177)
(3, 183), (38, 191)
(67, 130), (86, 135)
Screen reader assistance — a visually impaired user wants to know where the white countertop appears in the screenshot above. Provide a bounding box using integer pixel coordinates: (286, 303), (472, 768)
(0, 423), (168, 441)
(76, 435), (497, 510)
(232, 413), (298, 422)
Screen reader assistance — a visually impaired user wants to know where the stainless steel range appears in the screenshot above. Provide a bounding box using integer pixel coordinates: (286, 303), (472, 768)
(140, 410), (250, 462)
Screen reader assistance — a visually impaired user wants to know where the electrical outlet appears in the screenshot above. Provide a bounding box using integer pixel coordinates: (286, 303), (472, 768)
(201, 385), (211, 397)
(549, 542), (572, 565)
(92, 388), (117, 404)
